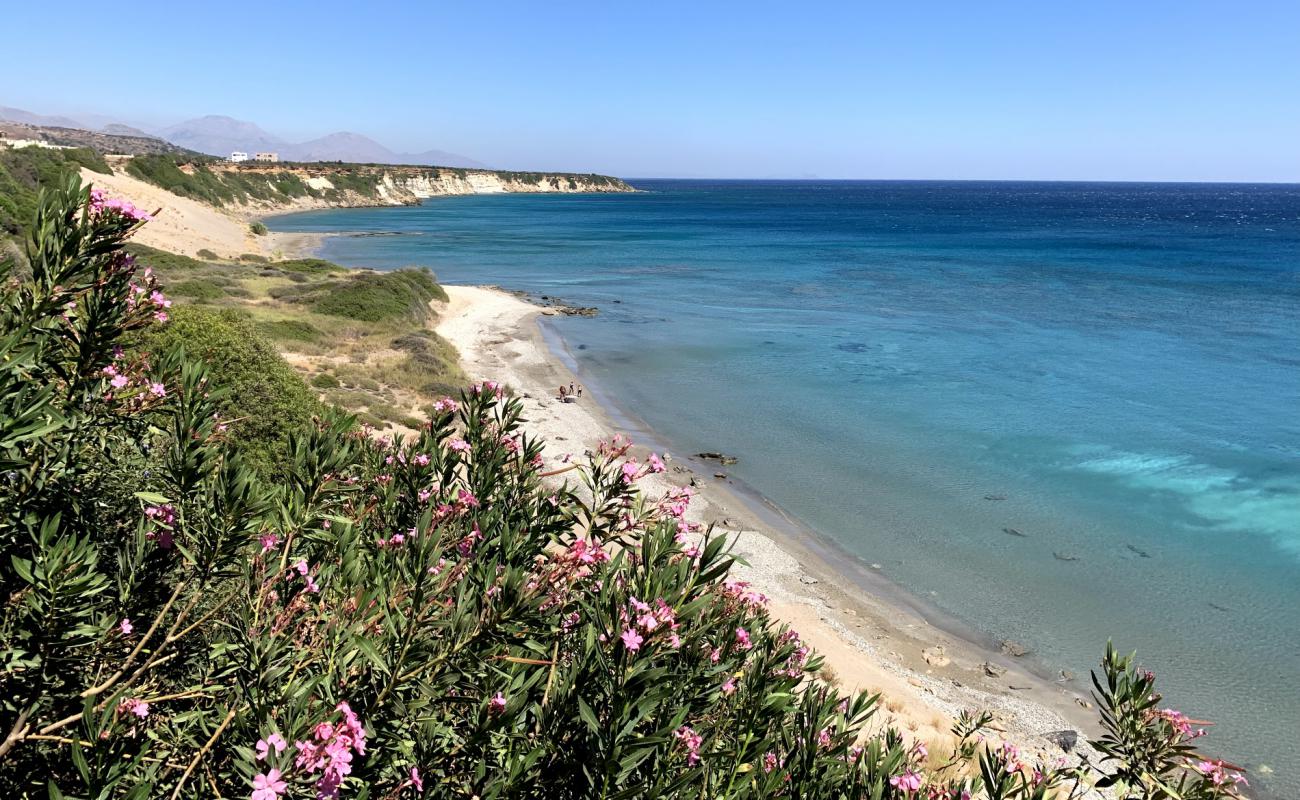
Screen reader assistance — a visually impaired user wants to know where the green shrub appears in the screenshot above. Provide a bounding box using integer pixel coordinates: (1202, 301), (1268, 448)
(167, 278), (225, 301)
(310, 371), (340, 389)
(124, 242), (210, 273)
(250, 221), (269, 236)
(238, 252), (269, 263)
(274, 257), (347, 275)
(258, 317), (324, 344)
(196, 247), (219, 260)
(311, 268), (447, 322)
(138, 306), (321, 471)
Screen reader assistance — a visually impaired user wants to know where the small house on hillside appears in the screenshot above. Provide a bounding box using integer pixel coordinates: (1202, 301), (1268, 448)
(253, 152), (279, 163)
(229, 151), (248, 163)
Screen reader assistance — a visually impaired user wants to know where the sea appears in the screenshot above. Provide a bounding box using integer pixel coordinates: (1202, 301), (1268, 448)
(270, 180), (1300, 795)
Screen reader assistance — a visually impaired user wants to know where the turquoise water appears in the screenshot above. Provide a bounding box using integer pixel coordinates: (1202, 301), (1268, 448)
(272, 181), (1300, 794)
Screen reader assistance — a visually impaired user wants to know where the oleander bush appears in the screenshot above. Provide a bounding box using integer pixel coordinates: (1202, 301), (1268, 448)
(0, 177), (1252, 799)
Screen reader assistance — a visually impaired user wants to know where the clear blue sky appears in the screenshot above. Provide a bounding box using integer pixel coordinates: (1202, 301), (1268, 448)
(6, 0), (1299, 180)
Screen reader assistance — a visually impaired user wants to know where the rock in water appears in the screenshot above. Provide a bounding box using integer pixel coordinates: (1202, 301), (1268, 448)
(1002, 527), (1027, 537)
(1053, 551), (1080, 562)
(1043, 730), (1079, 752)
(1000, 640), (1029, 657)
(981, 661), (1007, 677)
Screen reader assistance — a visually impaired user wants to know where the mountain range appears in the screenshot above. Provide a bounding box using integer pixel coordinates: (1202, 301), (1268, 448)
(0, 106), (485, 168)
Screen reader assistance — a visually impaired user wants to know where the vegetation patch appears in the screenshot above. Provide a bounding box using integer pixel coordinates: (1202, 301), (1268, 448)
(309, 268), (447, 323)
(138, 306), (322, 471)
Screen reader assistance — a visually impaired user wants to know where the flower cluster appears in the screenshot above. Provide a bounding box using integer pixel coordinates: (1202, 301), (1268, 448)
(292, 703), (368, 799)
(618, 596), (680, 654)
(673, 725), (703, 766)
(89, 188), (154, 222)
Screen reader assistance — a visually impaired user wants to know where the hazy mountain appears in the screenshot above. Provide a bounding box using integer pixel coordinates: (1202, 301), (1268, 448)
(2, 105), (485, 168)
(0, 105), (85, 128)
(101, 123), (158, 139)
(284, 131), (485, 168)
(156, 115), (287, 156)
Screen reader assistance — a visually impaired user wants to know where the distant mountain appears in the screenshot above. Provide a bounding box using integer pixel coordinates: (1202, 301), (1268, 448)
(101, 123), (158, 139)
(283, 131), (485, 168)
(156, 115), (287, 157)
(0, 105), (85, 128)
(2, 105), (486, 168)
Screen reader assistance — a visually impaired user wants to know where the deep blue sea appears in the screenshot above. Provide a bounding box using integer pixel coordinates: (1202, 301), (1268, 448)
(272, 180), (1300, 793)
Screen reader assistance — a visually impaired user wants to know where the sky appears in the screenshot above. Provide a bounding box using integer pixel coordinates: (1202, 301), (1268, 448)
(5, 0), (1300, 181)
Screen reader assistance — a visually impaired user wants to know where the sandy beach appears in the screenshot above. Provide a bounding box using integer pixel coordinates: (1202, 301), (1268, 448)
(436, 284), (1104, 763)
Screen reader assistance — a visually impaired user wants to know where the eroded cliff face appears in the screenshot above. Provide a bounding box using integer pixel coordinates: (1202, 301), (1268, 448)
(216, 163), (635, 213)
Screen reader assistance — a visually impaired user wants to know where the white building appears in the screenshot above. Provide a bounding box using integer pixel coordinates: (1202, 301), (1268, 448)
(229, 151), (249, 163)
(253, 152), (279, 163)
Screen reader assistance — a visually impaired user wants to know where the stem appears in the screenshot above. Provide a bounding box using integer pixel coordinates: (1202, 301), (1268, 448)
(82, 580), (186, 699)
(170, 708), (237, 800)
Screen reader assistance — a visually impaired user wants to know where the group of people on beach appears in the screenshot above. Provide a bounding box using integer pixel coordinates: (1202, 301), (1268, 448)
(558, 382), (583, 402)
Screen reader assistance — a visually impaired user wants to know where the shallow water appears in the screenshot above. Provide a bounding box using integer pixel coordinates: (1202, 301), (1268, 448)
(272, 180), (1300, 794)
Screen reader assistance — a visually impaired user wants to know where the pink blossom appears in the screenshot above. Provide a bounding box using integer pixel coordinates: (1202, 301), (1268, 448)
(118, 618), (133, 636)
(889, 770), (923, 793)
(648, 453), (667, 473)
(259, 533), (279, 554)
(256, 733), (287, 761)
(432, 397), (458, 413)
(620, 628), (644, 652)
(763, 751), (779, 773)
(457, 488), (479, 508)
(251, 768), (287, 800)
(110, 374), (128, 389)
(148, 382), (166, 397)
(413, 453), (430, 467)
(721, 677), (736, 695)
(120, 698), (150, 719)
(620, 460), (641, 483)
(673, 725), (703, 766)
(489, 692), (507, 715)
(735, 626), (752, 650)
(449, 438), (471, 454)
(408, 767), (423, 792)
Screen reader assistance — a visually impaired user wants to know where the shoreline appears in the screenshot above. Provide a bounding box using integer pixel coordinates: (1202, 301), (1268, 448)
(435, 283), (1104, 760)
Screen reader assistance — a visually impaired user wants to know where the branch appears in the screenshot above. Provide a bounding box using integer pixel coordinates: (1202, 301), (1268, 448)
(81, 580), (187, 699)
(170, 708), (236, 800)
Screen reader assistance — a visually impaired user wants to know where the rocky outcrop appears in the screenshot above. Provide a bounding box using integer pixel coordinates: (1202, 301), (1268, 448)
(207, 163), (636, 214)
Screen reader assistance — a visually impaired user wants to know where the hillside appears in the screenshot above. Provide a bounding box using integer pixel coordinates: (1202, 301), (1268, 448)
(0, 120), (192, 156)
(122, 154), (636, 213)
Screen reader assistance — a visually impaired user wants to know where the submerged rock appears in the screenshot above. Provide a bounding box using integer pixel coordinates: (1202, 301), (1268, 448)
(696, 451), (739, 465)
(1000, 640), (1030, 657)
(1053, 551), (1080, 562)
(1002, 527), (1028, 537)
(1044, 730), (1079, 752)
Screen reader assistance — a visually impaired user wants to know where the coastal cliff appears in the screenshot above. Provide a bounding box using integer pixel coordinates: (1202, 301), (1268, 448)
(115, 155), (635, 215)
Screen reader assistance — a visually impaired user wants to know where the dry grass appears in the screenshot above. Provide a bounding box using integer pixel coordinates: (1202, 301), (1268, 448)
(134, 245), (464, 434)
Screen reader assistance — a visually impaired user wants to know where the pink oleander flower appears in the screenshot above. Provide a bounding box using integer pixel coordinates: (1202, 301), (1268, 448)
(457, 488), (479, 508)
(251, 768), (286, 800)
(673, 725), (703, 766)
(432, 396), (458, 413)
(148, 382), (166, 397)
(648, 453), (667, 473)
(890, 770), (923, 793)
(256, 733), (287, 761)
(259, 532), (279, 554)
(620, 460), (641, 483)
(413, 453), (430, 467)
(110, 374), (128, 389)
(120, 698), (150, 719)
(763, 751), (779, 773)
(721, 677), (736, 695)
(735, 626), (752, 650)
(449, 438), (471, 454)
(620, 628), (644, 652)
(409, 767), (423, 792)
(489, 692), (507, 715)
(118, 618), (133, 636)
